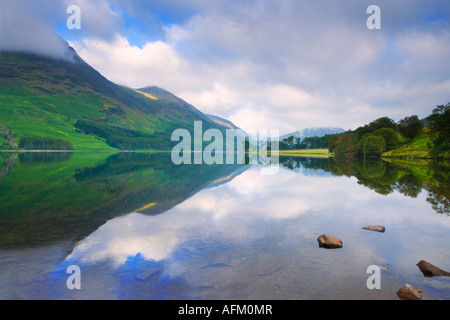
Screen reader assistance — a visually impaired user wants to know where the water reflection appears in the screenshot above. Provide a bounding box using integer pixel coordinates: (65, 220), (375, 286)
(328, 157), (450, 216)
(0, 152), (246, 248)
(18, 152), (73, 165)
(55, 156), (449, 300)
(276, 155), (450, 216)
(0, 153), (449, 299)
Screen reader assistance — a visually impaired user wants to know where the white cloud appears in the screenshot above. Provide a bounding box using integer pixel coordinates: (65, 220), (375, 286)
(179, 83), (237, 113)
(0, 0), (72, 60)
(74, 1), (445, 132)
(14, 0), (448, 132)
(71, 35), (189, 89)
(61, 0), (123, 40)
(394, 30), (450, 82)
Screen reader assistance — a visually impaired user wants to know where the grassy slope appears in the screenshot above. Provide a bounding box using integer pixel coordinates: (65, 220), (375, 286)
(0, 52), (222, 150)
(382, 130), (432, 159)
(0, 82), (115, 150)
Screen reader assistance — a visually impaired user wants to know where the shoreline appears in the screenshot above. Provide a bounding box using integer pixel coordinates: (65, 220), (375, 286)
(0, 149), (169, 153)
(1, 149), (448, 161)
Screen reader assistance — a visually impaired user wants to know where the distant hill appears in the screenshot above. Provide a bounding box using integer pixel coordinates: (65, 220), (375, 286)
(0, 44), (229, 150)
(280, 127), (345, 141)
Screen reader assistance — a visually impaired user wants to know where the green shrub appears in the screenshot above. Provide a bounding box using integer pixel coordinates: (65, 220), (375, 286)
(373, 127), (399, 151)
(363, 135), (386, 157)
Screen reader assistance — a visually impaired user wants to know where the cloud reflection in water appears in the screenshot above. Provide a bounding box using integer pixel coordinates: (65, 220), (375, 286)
(62, 165), (450, 299)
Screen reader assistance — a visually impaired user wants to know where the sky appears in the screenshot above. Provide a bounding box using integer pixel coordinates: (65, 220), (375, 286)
(1, 0), (450, 134)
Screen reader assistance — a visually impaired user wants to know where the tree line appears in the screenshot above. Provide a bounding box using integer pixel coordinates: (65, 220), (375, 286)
(279, 135), (332, 150)
(329, 103), (449, 158)
(329, 117), (401, 157)
(18, 136), (74, 150)
(74, 119), (172, 150)
(278, 103), (449, 159)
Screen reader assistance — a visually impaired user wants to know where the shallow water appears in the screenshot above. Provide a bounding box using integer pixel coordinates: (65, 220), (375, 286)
(0, 153), (449, 300)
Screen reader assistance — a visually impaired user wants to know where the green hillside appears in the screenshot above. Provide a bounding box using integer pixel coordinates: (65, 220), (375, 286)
(0, 49), (224, 151)
(382, 129), (432, 159)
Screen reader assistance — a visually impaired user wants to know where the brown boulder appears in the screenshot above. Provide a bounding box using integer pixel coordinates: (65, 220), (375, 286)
(396, 284), (423, 300)
(317, 234), (343, 249)
(362, 225), (385, 233)
(417, 260), (450, 277)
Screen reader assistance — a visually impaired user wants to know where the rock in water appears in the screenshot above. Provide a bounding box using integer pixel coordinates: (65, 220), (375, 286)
(317, 234), (343, 249)
(416, 260), (450, 277)
(362, 225), (385, 233)
(396, 284), (423, 300)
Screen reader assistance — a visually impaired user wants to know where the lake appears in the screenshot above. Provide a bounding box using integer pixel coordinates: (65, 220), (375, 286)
(0, 152), (449, 300)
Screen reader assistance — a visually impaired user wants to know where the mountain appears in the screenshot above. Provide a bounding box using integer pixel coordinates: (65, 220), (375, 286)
(206, 114), (253, 149)
(280, 127), (345, 141)
(138, 86), (213, 124)
(0, 44), (228, 150)
(206, 114), (241, 130)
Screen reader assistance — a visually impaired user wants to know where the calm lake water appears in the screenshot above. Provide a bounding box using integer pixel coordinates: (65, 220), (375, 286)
(0, 152), (449, 300)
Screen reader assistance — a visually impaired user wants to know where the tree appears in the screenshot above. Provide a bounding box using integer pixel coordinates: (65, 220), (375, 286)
(427, 103), (450, 158)
(334, 133), (357, 156)
(280, 136), (304, 150)
(397, 115), (423, 140)
(328, 134), (339, 153)
(302, 135), (333, 149)
(373, 127), (399, 151)
(368, 117), (397, 131)
(363, 134), (386, 157)
(354, 116), (397, 139)
(355, 133), (371, 155)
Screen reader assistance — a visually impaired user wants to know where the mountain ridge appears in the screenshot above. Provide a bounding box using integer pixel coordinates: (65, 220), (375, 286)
(0, 44), (229, 150)
(280, 127), (345, 141)
(206, 114), (241, 130)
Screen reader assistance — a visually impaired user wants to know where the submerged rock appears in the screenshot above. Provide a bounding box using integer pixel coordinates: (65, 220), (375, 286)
(396, 284), (423, 300)
(257, 262), (282, 276)
(317, 234), (343, 249)
(256, 263), (282, 277)
(135, 266), (160, 281)
(201, 252), (233, 268)
(362, 225), (385, 233)
(417, 260), (450, 277)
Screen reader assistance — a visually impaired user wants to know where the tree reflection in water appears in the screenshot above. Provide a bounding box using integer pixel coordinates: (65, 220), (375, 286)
(279, 156), (450, 216)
